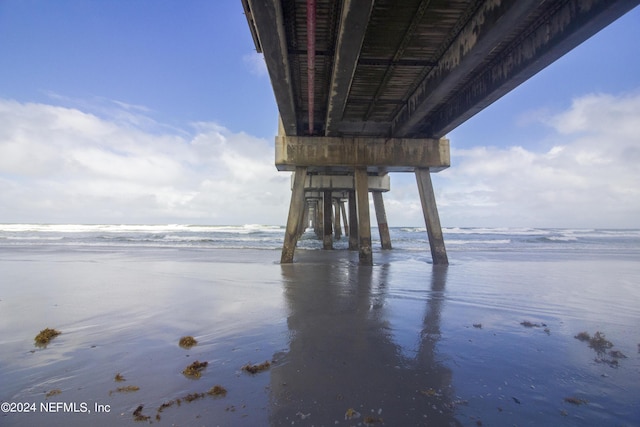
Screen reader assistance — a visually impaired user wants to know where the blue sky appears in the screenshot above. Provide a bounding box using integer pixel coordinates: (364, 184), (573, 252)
(0, 1), (639, 227)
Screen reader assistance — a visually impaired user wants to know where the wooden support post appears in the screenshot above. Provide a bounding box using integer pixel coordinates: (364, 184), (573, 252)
(354, 168), (372, 265)
(348, 190), (358, 250)
(333, 199), (342, 240)
(281, 166), (308, 263)
(415, 168), (448, 265)
(340, 200), (349, 236)
(323, 190), (333, 249)
(373, 191), (392, 250)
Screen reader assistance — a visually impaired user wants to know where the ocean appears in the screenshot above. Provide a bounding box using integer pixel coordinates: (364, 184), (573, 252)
(2, 223), (639, 255)
(1, 224), (639, 426)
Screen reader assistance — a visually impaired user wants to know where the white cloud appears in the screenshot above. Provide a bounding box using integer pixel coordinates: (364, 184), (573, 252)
(381, 91), (640, 228)
(0, 98), (289, 224)
(1, 91), (639, 228)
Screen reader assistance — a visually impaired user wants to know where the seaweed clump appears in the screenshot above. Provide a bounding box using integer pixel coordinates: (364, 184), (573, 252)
(154, 386), (228, 421)
(133, 404), (150, 422)
(564, 397), (587, 405)
(45, 389), (62, 398)
(574, 331), (624, 367)
(116, 386), (140, 393)
(114, 373), (126, 382)
(183, 392), (205, 402)
(609, 350), (627, 359)
(155, 399), (181, 421)
(109, 385), (140, 396)
(34, 328), (61, 346)
(208, 385), (227, 397)
(520, 321), (546, 328)
(179, 336), (198, 349)
(588, 331), (613, 353)
(574, 331), (591, 342)
(182, 360), (208, 378)
(242, 360), (271, 374)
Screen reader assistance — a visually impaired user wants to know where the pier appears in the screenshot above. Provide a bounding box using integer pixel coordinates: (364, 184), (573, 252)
(242, 0), (639, 264)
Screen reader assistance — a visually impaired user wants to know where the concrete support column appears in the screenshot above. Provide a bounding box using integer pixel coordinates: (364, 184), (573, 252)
(354, 168), (372, 265)
(302, 202), (309, 233)
(281, 166), (308, 263)
(415, 168), (448, 265)
(316, 199), (323, 240)
(296, 201), (309, 239)
(323, 190), (333, 249)
(348, 190), (358, 251)
(373, 191), (392, 250)
(309, 202), (317, 237)
(333, 200), (342, 240)
(340, 200), (349, 237)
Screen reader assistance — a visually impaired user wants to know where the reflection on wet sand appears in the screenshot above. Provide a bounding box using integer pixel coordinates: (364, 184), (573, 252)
(271, 256), (462, 426)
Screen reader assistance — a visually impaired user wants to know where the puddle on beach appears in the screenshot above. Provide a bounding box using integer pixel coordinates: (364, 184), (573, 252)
(1, 247), (638, 426)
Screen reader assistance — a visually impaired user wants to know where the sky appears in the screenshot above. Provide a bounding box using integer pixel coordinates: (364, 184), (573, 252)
(0, 1), (639, 228)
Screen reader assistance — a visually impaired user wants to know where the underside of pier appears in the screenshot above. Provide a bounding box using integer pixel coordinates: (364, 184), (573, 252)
(241, 0), (639, 265)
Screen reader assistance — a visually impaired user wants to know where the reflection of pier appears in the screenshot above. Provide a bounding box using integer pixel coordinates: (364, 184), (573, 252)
(271, 260), (459, 425)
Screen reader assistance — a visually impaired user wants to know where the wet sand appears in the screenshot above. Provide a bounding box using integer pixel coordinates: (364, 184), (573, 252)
(1, 246), (639, 426)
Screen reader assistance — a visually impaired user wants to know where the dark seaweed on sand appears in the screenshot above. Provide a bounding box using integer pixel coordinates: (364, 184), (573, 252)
(574, 330), (624, 367)
(208, 385), (227, 396)
(242, 360), (271, 374)
(179, 336), (198, 349)
(34, 328), (61, 346)
(587, 331), (613, 353)
(182, 360), (208, 378)
(45, 389), (62, 398)
(154, 385), (227, 420)
(520, 321), (546, 328)
(133, 404), (150, 421)
(564, 396), (587, 405)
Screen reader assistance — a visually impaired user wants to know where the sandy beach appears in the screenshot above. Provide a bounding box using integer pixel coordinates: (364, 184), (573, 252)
(1, 235), (639, 426)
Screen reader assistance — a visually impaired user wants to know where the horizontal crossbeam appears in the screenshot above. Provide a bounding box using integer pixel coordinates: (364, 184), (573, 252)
(275, 136), (450, 173)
